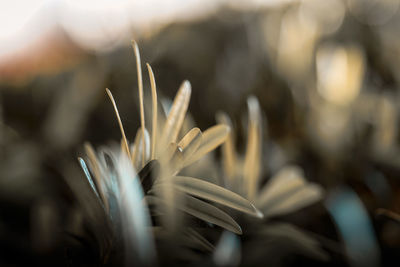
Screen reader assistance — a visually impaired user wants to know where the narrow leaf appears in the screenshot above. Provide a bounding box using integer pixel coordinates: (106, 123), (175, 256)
(132, 41), (146, 165)
(178, 127), (202, 162)
(106, 89), (131, 159)
(84, 142), (109, 213)
(138, 160), (159, 193)
(262, 184), (324, 218)
(116, 153), (156, 265)
(243, 96), (262, 200)
(260, 223), (329, 261)
(158, 142), (183, 176)
(161, 80), (191, 148)
(216, 112), (237, 189)
(184, 228), (215, 252)
(146, 63), (158, 160)
(183, 124), (230, 167)
(145, 194), (242, 235)
(256, 165), (306, 211)
(131, 127), (150, 170)
(167, 176), (263, 218)
(78, 157), (100, 200)
(213, 231), (241, 267)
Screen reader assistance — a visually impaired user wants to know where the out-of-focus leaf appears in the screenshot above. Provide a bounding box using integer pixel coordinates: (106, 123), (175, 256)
(166, 176), (263, 218)
(63, 164), (113, 261)
(256, 165), (323, 217)
(262, 184), (323, 218)
(145, 194), (242, 235)
(216, 111), (237, 189)
(213, 231), (241, 267)
(326, 187), (380, 267)
(376, 208), (400, 225)
(259, 223), (329, 261)
(84, 142), (109, 213)
(78, 157), (100, 200)
(184, 228), (215, 252)
(131, 127), (150, 170)
(243, 96), (262, 200)
(138, 159), (159, 193)
(256, 165), (305, 208)
(116, 153), (156, 266)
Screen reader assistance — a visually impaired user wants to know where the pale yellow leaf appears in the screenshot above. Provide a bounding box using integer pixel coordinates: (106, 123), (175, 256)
(244, 96), (262, 200)
(132, 41), (146, 164)
(178, 127), (202, 162)
(216, 111), (237, 189)
(161, 80), (191, 148)
(146, 63), (158, 160)
(183, 124), (230, 167)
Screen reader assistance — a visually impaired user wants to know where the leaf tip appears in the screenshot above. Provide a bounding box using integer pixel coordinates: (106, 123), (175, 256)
(253, 205), (264, 219)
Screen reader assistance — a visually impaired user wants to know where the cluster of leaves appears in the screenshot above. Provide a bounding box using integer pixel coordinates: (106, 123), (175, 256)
(72, 42), (328, 266)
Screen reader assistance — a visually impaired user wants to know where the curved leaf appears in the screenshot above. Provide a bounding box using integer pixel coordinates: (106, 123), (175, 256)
(178, 127), (202, 162)
(145, 194), (242, 235)
(78, 157), (100, 200)
(146, 63), (158, 160)
(256, 165), (306, 211)
(183, 124), (230, 167)
(262, 184), (323, 218)
(106, 89), (131, 159)
(132, 41), (146, 165)
(167, 176), (263, 218)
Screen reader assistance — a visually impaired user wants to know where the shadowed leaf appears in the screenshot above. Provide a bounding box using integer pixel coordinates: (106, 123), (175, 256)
(138, 160), (160, 193)
(167, 176), (263, 218)
(145, 194), (242, 235)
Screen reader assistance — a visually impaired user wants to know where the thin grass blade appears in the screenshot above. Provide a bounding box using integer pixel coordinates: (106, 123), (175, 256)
(243, 96), (262, 200)
(131, 127), (150, 170)
(106, 89), (131, 159)
(146, 63), (158, 160)
(132, 41), (146, 165)
(216, 111), (237, 189)
(78, 157), (101, 200)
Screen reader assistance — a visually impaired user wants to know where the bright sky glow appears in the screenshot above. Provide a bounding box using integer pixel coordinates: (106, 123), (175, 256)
(0, 0), (292, 52)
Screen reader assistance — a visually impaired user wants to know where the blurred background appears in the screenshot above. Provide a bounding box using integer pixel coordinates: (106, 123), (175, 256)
(1, 0), (400, 266)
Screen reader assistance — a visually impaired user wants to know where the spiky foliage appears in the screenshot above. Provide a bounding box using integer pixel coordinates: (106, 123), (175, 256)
(75, 41), (263, 266)
(216, 96), (324, 218)
(210, 96), (331, 265)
